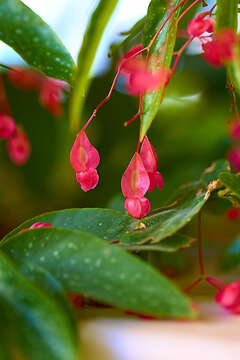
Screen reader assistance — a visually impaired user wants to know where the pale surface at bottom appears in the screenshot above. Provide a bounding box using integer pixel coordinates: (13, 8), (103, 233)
(79, 302), (240, 360)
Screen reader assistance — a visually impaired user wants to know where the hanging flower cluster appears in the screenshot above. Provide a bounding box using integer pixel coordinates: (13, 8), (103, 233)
(70, 2), (240, 223)
(0, 113), (30, 165)
(7, 67), (68, 117)
(187, 13), (237, 67)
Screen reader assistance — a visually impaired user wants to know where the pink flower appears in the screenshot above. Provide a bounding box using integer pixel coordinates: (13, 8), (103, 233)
(121, 153), (150, 218)
(70, 130), (100, 191)
(216, 281), (240, 314)
(228, 146), (240, 171)
(7, 127), (31, 165)
(119, 44), (143, 70)
(7, 67), (39, 90)
(140, 136), (164, 192)
(0, 114), (16, 139)
(121, 152), (150, 198)
(202, 29), (237, 67)
(229, 121), (240, 140)
(76, 168), (99, 192)
(226, 207), (240, 221)
(187, 14), (214, 38)
(39, 78), (67, 117)
(120, 50), (168, 96)
(124, 197), (150, 219)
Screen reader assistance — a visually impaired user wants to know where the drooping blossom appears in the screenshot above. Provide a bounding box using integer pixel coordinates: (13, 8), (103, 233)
(226, 207), (240, 221)
(227, 146), (240, 171)
(118, 44), (143, 70)
(70, 130), (100, 192)
(7, 127), (31, 165)
(7, 67), (39, 90)
(119, 46), (168, 96)
(229, 121), (240, 140)
(202, 29), (237, 67)
(38, 78), (67, 117)
(187, 14), (214, 38)
(19, 222), (54, 233)
(215, 281), (240, 314)
(0, 114), (16, 139)
(140, 136), (164, 192)
(121, 152), (150, 218)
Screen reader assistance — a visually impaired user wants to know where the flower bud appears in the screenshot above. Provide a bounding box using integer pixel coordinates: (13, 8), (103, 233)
(0, 114), (16, 139)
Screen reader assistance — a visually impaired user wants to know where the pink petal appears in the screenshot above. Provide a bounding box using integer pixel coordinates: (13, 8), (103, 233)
(228, 147), (240, 171)
(124, 197), (150, 219)
(30, 222), (54, 229)
(140, 136), (158, 173)
(76, 168), (99, 192)
(202, 29), (237, 67)
(215, 281), (240, 314)
(39, 78), (67, 117)
(126, 68), (167, 96)
(7, 127), (31, 165)
(0, 114), (16, 139)
(187, 15), (214, 38)
(121, 152), (150, 198)
(7, 67), (39, 90)
(70, 130), (100, 173)
(118, 44), (142, 71)
(148, 171), (164, 192)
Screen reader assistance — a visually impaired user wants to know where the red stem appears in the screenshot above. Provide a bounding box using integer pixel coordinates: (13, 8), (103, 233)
(82, 66), (121, 131)
(136, 136), (141, 153)
(206, 276), (226, 290)
(184, 277), (203, 293)
(178, 0), (201, 24)
(124, 95), (143, 127)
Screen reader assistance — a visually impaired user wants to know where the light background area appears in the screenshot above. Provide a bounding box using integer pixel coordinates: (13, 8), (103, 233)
(0, 0), (150, 74)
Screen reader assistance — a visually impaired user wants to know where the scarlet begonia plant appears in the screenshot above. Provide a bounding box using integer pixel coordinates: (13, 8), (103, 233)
(1, 0), (240, 358)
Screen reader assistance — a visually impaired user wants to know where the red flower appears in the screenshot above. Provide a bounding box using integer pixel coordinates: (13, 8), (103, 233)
(216, 281), (240, 314)
(7, 67), (39, 90)
(7, 127), (31, 165)
(39, 78), (67, 117)
(226, 207), (240, 221)
(229, 121), (240, 140)
(187, 15), (214, 38)
(121, 152), (150, 218)
(0, 114), (16, 139)
(120, 47), (168, 96)
(202, 29), (237, 67)
(70, 130), (100, 192)
(140, 136), (164, 192)
(124, 197), (150, 219)
(228, 146), (240, 171)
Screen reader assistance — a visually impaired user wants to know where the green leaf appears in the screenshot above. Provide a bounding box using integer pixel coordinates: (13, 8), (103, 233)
(70, 0), (119, 131)
(215, 0), (240, 95)
(2, 208), (136, 243)
(0, 0), (76, 83)
(19, 261), (76, 331)
(140, 0), (183, 140)
(201, 159), (230, 187)
(108, 16), (146, 58)
(220, 235), (240, 271)
(121, 189), (207, 245)
(0, 251), (78, 360)
(119, 233), (196, 252)
(219, 172), (240, 199)
(1, 228), (195, 319)
(215, 0), (238, 32)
